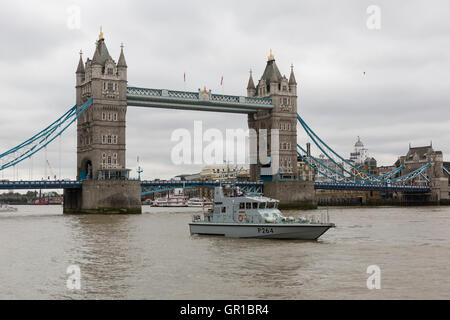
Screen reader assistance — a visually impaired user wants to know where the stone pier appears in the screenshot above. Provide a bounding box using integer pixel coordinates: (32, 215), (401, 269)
(263, 180), (316, 209)
(63, 180), (141, 214)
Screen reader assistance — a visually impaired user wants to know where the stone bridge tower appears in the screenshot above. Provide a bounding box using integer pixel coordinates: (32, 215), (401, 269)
(399, 144), (449, 202)
(75, 28), (128, 180)
(247, 50), (298, 181)
(65, 29), (141, 214)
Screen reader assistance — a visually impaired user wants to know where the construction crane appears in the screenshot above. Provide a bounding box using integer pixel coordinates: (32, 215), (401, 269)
(46, 160), (56, 180)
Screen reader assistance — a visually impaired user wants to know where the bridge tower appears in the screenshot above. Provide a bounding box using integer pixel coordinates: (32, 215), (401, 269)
(76, 28), (128, 180)
(398, 144), (449, 202)
(248, 51), (315, 207)
(247, 50), (298, 181)
(64, 29), (141, 214)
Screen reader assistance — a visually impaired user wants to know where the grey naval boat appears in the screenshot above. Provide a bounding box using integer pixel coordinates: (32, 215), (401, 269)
(189, 186), (335, 240)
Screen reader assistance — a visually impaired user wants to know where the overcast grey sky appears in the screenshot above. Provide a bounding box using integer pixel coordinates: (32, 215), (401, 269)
(0, 0), (449, 180)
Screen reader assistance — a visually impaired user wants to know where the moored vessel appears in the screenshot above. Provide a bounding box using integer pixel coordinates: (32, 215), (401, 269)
(187, 197), (212, 208)
(152, 188), (187, 207)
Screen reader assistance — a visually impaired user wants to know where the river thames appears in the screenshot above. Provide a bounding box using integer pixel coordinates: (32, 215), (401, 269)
(0, 205), (448, 299)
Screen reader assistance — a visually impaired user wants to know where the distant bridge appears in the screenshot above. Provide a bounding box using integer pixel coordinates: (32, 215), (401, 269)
(314, 182), (430, 192)
(0, 180), (431, 194)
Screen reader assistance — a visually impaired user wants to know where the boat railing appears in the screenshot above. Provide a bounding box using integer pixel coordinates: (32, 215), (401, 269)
(299, 211), (330, 224)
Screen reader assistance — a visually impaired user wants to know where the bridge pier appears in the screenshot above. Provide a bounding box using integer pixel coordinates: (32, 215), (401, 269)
(263, 180), (316, 209)
(63, 180), (141, 214)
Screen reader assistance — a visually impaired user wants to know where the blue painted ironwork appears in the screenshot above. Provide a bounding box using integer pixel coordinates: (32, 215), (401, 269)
(297, 148), (346, 183)
(0, 178), (432, 194)
(141, 180), (263, 196)
(378, 165), (404, 180)
(390, 163), (430, 184)
(299, 141), (431, 188)
(0, 98), (93, 171)
(299, 144), (410, 185)
(314, 182), (430, 192)
(297, 114), (382, 183)
(0, 180), (81, 190)
(297, 114), (432, 188)
(443, 166), (450, 176)
(126, 86), (273, 114)
(418, 172), (430, 183)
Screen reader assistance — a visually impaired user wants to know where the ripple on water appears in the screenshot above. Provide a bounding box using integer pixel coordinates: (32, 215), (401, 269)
(0, 205), (449, 299)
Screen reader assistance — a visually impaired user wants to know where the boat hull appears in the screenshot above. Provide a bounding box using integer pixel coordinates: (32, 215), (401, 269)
(189, 222), (334, 240)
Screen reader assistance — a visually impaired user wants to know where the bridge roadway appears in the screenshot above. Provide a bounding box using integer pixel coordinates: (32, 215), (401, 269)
(126, 87), (274, 114)
(0, 180), (431, 193)
(314, 182), (430, 192)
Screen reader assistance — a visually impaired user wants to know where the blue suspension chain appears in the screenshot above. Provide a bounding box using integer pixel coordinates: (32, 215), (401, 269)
(0, 98), (93, 172)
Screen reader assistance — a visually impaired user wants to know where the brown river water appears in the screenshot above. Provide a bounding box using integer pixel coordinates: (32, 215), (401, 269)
(0, 205), (449, 299)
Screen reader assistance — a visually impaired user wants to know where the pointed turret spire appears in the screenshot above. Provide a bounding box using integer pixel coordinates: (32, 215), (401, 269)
(247, 69), (255, 90)
(76, 50), (85, 74)
(289, 63), (297, 85)
(117, 43), (127, 68)
(98, 26), (104, 41)
(261, 50), (282, 84)
(92, 27), (111, 66)
(268, 49), (275, 62)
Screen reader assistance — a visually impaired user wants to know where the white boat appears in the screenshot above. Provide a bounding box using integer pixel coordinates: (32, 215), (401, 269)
(189, 186), (335, 240)
(187, 197), (212, 207)
(152, 198), (187, 207)
(152, 188), (188, 207)
(0, 204), (18, 212)
(152, 195), (187, 207)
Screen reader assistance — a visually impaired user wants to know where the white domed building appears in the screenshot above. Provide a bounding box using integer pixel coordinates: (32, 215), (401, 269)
(350, 136), (368, 166)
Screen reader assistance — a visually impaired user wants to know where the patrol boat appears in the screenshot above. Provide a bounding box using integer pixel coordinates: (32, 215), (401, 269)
(189, 186), (335, 240)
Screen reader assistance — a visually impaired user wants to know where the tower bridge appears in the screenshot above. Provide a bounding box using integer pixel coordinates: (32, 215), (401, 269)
(126, 87), (274, 114)
(0, 29), (447, 213)
(68, 30), (303, 213)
